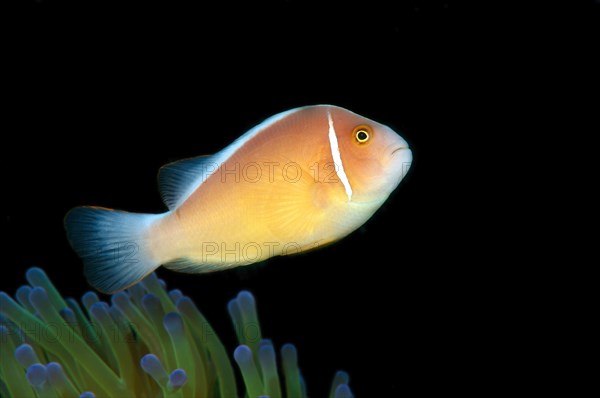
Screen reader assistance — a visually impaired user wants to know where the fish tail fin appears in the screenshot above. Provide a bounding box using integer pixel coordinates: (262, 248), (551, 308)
(64, 207), (163, 293)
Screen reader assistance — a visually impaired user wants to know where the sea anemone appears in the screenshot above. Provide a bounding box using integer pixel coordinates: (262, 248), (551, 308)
(0, 267), (353, 397)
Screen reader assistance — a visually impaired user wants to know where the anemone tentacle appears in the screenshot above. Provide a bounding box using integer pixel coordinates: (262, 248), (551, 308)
(0, 267), (354, 397)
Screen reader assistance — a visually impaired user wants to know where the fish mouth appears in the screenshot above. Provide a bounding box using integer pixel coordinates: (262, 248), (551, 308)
(391, 146), (409, 155)
(390, 145), (413, 176)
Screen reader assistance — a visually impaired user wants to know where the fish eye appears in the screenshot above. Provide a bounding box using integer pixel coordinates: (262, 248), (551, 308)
(354, 127), (371, 143)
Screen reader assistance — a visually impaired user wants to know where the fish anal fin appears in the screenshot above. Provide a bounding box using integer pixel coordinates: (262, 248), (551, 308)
(163, 257), (243, 273)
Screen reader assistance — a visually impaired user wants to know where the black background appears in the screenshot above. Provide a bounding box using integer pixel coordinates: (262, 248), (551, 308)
(4, 1), (598, 397)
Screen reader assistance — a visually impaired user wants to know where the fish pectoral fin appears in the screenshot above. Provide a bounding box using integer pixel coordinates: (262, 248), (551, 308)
(250, 163), (347, 244)
(158, 154), (218, 210)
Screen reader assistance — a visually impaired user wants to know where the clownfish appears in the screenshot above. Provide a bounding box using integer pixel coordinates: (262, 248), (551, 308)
(65, 105), (412, 293)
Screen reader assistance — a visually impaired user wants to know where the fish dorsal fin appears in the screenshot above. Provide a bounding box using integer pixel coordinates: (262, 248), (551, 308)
(158, 155), (217, 210)
(158, 107), (301, 210)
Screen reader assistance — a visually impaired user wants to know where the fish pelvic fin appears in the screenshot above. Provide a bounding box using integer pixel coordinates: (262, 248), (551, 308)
(64, 207), (163, 293)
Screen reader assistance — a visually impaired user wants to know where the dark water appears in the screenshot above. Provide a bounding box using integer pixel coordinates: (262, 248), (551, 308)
(4, 1), (597, 396)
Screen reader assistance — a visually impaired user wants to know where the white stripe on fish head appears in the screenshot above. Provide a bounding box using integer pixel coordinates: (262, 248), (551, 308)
(327, 110), (353, 202)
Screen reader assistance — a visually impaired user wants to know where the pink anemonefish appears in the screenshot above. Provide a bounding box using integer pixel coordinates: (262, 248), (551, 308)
(64, 105), (413, 293)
